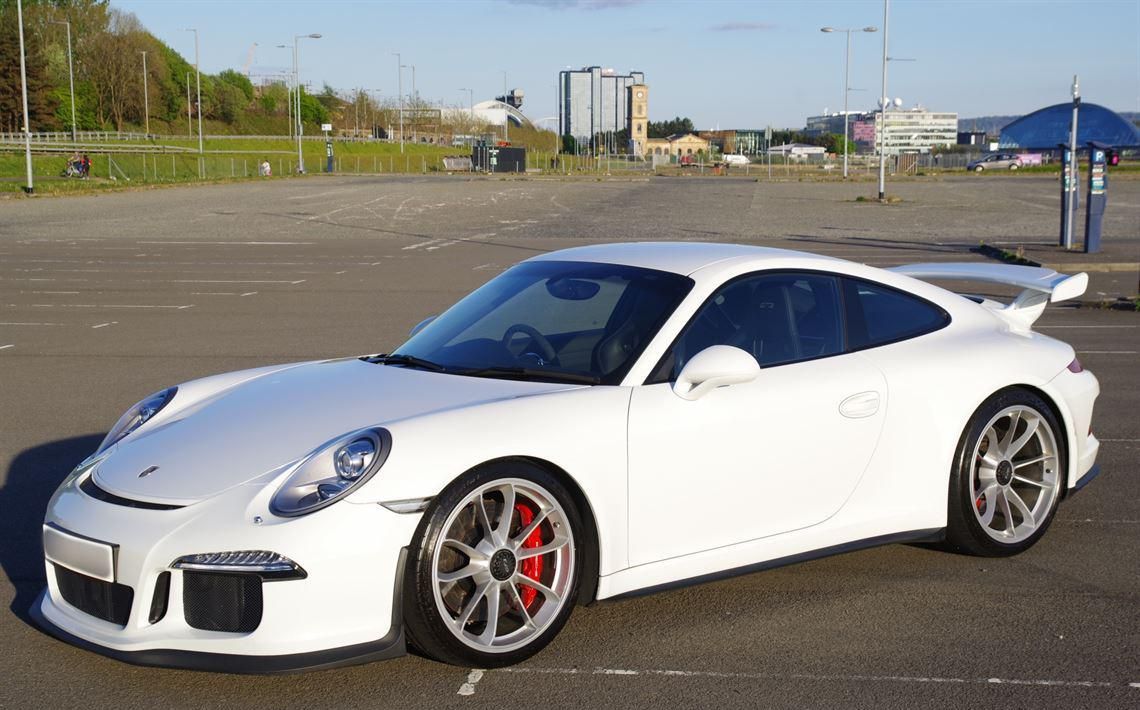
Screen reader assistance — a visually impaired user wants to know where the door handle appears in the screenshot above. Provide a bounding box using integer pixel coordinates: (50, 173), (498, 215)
(839, 391), (880, 419)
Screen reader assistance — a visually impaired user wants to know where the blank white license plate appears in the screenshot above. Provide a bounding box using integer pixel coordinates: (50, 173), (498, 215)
(43, 524), (116, 582)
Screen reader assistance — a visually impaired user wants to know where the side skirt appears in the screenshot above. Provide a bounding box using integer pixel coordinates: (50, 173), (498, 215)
(607, 528), (946, 601)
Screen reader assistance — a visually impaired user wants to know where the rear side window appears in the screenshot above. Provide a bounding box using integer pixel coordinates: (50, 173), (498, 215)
(843, 278), (949, 349)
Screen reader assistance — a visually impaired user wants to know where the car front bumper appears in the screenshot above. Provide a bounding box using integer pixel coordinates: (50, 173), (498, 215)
(33, 471), (421, 673)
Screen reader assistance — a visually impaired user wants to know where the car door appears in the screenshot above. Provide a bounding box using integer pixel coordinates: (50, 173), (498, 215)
(626, 271), (888, 567)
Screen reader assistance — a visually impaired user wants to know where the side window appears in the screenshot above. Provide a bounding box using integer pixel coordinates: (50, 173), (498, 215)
(657, 272), (843, 380)
(843, 277), (949, 349)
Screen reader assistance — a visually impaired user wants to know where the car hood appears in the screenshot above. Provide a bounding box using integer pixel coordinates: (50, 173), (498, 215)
(93, 359), (576, 505)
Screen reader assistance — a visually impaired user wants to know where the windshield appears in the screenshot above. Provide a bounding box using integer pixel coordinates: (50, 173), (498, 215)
(391, 260), (693, 385)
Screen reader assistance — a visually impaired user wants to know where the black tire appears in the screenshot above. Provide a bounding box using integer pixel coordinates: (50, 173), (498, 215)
(974, 165), (984, 172)
(403, 460), (583, 667)
(944, 388), (1066, 557)
(1009, 163), (1019, 171)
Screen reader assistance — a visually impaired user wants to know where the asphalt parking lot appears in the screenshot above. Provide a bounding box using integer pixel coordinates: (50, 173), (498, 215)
(1, 175), (1137, 708)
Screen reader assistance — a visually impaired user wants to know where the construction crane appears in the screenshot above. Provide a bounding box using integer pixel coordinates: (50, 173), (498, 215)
(243, 42), (258, 77)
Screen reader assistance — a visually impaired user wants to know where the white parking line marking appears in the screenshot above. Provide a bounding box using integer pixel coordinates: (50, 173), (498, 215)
(403, 239), (442, 251)
(91, 322), (117, 329)
(10, 303), (194, 310)
(241, 291), (258, 297)
(0, 322), (65, 326)
(457, 669), (484, 696)
(136, 241), (314, 246)
(494, 666), (1124, 689)
(0, 344), (13, 351)
(172, 279), (304, 285)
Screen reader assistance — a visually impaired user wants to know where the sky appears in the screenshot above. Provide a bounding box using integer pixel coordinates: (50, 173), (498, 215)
(114, 0), (1140, 130)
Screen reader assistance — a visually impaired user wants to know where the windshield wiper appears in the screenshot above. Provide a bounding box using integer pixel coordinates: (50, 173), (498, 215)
(362, 353), (447, 372)
(457, 366), (600, 385)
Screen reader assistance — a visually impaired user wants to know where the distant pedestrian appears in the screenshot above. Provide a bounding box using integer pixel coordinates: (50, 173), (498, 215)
(81, 154), (91, 179)
(259, 159), (271, 177)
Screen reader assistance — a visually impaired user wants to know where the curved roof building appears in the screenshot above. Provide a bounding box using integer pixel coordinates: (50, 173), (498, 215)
(1000, 103), (1140, 149)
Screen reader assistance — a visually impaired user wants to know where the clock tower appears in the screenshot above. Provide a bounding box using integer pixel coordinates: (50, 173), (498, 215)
(628, 84), (648, 156)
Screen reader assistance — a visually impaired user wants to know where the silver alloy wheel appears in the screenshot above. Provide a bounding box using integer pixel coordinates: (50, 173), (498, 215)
(430, 478), (574, 653)
(968, 405), (1060, 543)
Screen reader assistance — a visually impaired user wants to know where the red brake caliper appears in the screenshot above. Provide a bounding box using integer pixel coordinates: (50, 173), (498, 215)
(514, 503), (544, 608)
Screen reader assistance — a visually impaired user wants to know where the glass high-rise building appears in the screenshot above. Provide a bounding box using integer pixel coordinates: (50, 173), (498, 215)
(558, 67), (645, 141)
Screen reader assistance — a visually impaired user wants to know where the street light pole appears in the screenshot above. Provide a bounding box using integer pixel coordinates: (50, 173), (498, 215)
(393, 53), (403, 153)
(821, 25), (877, 179)
(294, 33), (322, 173)
(17, 0), (33, 193)
(51, 20), (76, 142)
(877, 0), (889, 200)
(186, 28), (203, 176)
(140, 51), (150, 136)
(502, 70), (509, 143)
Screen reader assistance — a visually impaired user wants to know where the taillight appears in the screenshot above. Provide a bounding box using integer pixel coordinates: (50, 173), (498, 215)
(1067, 358), (1083, 373)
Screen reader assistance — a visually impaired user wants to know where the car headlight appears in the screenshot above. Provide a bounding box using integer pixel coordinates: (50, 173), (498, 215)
(94, 387), (178, 457)
(270, 428), (391, 517)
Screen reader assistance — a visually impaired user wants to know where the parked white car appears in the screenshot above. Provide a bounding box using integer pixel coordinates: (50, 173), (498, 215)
(722, 154), (752, 166)
(35, 242), (1100, 672)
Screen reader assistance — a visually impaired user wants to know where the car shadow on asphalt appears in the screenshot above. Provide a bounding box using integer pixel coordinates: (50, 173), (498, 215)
(1, 434), (103, 625)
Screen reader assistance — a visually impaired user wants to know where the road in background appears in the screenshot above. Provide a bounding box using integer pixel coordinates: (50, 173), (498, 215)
(1, 175), (1137, 708)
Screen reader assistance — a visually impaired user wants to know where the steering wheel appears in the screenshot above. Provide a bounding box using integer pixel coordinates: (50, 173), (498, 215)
(501, 324), (558, 365)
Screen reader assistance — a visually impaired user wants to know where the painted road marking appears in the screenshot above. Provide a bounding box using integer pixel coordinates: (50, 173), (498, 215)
(1076, 351), (1137, 355)
(0, 344), (13, 351)
(11, 304), (194, 310)
(1037, 325), (1138, 329)
(0, 322), (66, 326)
(171, 279), (306, 285)
(91, 322), (118, 329)
(136, 241), (314, 246)
(457, 669), (484, 696)
(491, 666), (1129, 690)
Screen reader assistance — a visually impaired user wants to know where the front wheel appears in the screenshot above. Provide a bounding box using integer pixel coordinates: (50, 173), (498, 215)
(974, 165), (984, 172)
(1009, 163), (1020, 171)
(404, 461), (582, 667)
(945, 389), (1065, 557)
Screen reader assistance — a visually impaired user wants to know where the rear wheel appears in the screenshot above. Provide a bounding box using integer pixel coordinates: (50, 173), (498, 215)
(404, 461), (581, 667)
(945, 389), (1065, 556)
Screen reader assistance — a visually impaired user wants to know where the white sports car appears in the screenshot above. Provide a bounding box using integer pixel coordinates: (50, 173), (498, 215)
(34, 242), (1101, 673)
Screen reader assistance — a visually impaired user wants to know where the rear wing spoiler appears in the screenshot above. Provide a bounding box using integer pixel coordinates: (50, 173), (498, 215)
(889, 263), (1088, 329)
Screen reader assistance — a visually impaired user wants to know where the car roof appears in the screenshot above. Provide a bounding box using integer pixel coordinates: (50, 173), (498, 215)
(526, 242), (839, 276)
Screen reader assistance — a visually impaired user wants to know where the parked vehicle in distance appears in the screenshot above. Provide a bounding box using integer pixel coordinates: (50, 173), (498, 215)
(722, 154), (751, 166)
(34, 242), (1101, 673)
(968, 153), (1022, 171)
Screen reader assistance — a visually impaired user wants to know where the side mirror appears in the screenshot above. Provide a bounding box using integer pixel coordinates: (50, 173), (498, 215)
(408, 315), (437, 338)
(672, 345), (760, 401)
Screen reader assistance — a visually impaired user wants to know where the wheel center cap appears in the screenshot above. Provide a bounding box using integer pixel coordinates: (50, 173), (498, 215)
(996, 460), (1014, 486)
(489, 549), (516, 581)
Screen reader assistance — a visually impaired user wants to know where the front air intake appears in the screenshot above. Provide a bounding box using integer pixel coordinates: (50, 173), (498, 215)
(182, 571), (262, 633)
(54, 564), (134, 627)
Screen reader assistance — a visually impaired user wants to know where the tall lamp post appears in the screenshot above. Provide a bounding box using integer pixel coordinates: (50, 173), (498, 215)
(17, 0), (33, 193)
(185, 28), (203, 176)
(140, 51), (150, 136)
(502, 70), (509, 142)
(50, 20), (76, 142)
(294, 33), (321, 173)
(877, 0), (890, 200)
(393, 53), (404, 153)
(821, 25), (877, 179)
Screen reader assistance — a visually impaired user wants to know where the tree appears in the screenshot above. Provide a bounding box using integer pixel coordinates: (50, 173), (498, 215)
(0, 3), (60, 132)
(827, 133), (853, 155)
(648, 116), (694, 138)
